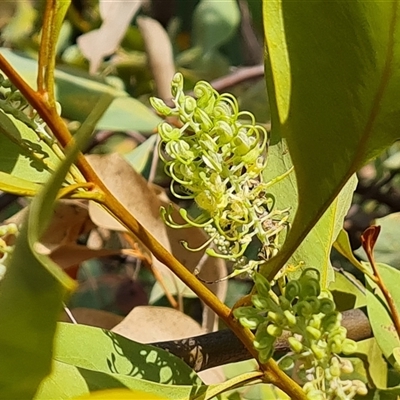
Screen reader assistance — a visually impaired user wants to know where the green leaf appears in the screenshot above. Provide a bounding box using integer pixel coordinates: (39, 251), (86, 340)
(355, 213), (400, 270)
(0, 171), (40, 196)
(262, 140), (356, 286)
(70, 389), (168, 400)
(222, 360), (289, 400)
(97, 97), (160, 133)
(329, 270), (366, 310)
(36, 360), (201, 400)
(263, 1), (400, 278)
(334, 229), (367, 273)
(35, 323), (203, 399)
(355, 338), (387, 389)
(124, 134), (157, 174)
(0, 95), (111, 399)
(0, 48), (161, 132)
(374, 263), (400, 326)
(192, 0), (240, 56)
(0, 110), (59, 183)
(365, 265), (400, 366)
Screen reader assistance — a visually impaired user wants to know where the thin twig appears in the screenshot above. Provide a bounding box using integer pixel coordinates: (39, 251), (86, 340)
(187, 65), (264, 96)
(152, 308), (371, 372)
(63, 304), (77, 324)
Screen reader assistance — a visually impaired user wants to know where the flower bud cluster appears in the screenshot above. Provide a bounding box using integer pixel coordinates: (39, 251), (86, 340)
(0, 223), (18, 280)
(233, 268), (367, 399)
(151, 73), (289, 270)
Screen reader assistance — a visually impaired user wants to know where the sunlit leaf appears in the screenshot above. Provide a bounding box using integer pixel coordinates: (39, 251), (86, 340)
(0, 171), (40, 196)
(124, 134), (157, 175)
(329, 270), (366, 310)
(72, 389), (168, 400)
(35, 323), (202, 399)
(0, 110), (58, 183)
(262, 140), (356, 285)
(355, 338), (387, 389)
(263, 1), (400, 278)
(1, 0), (36, 45)
(365, 267), (400, 366)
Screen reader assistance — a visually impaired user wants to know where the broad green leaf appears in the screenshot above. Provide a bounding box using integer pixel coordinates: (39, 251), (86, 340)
(394, 347), (400, 369)
(36, 360), (202, 400)
(355, 213), (400, 270)
(0, 171), (40, 196)
(0, 48), (161, 132)
(0, 96), (111, 399)
(355, 338), (387, 389)
(373, 263), (400, 325)
(36, 323), (202, 399)
(370, 386), (400, 399)
(97, 97), (159, 133)
(71, 389), (168, 399)
(262, 140), (356, 286)
(53, 323), (200, 385)
(329, 270), (366, 310)
(222, 360), (289, 400)
(334, 229), (367, 273)
(0, 110), (59, 183)
(263, 1), (400, 278)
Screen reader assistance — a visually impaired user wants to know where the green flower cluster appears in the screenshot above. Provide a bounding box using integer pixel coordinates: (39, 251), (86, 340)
(0, 223), (18, 280)
(150, 73), (289, 272)
(233, 269), (366, 399)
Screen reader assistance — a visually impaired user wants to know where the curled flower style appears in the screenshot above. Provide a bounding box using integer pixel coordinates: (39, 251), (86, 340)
(150, 73), (290, 275)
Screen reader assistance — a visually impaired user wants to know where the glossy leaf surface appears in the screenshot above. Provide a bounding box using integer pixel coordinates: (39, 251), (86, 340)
(262, 140), (356, 285)
(263, 1), (400, 277)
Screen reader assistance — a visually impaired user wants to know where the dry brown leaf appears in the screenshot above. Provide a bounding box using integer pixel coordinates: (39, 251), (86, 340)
(8, 200), (109, 276)
(112, 305), (203, 342)
(137, 16), (175, 101)
(86, 153), (184, 300)
(39, 200), (93, 250)
(59, 307), (123, 330)
(77, 0), (142, 74)
(34, 243), (122, 270)
(7, 200), (93, 246)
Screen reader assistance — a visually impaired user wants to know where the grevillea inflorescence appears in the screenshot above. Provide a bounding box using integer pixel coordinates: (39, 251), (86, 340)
(150, 73), (290, 275)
